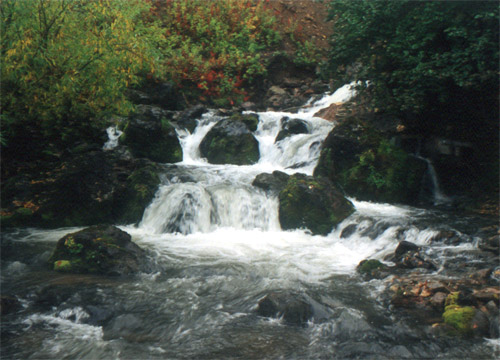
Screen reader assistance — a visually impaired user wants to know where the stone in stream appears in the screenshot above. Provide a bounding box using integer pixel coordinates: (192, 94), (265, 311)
(257, 291), (313, 326)
(48, 225), (145, 276)
(278, 173), (354, 236)
(199, 118), (260, 165)
(275, 117), (309, 143)
(252, 171), (290, 195)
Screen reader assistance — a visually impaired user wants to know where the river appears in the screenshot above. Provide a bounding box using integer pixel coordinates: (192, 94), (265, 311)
(1, 85), (498, 359)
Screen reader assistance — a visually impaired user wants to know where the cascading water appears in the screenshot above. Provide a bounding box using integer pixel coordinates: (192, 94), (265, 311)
(1, 83), (498, 359)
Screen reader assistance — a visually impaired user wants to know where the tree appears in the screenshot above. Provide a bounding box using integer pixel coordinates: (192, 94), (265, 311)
(1, 0), (163, 147)
(327, 0), (499, 138)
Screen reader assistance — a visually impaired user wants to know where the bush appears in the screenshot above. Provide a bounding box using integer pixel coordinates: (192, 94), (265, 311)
(149, 0), (281, 105)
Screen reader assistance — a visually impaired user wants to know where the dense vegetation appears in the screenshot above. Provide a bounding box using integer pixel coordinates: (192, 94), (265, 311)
(0, 0), (290, 155)
(327, 0), (499, 137)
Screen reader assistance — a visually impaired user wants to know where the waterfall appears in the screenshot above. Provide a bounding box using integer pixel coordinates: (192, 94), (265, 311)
(416, 156), (450, 205)
(138, 84), (357, 234)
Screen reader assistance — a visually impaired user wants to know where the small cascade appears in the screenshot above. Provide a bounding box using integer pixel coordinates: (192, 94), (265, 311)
(417, 156), (450, 205)
(102, 126), (123, 150)
(139, 84), (357, 234)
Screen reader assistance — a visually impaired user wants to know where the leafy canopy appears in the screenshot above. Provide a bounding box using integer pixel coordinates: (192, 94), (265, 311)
(327, 0), (499, 121)
(1, 0), (163, 142)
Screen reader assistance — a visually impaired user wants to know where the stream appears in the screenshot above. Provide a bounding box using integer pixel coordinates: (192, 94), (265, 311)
(1, 85), (498, 359)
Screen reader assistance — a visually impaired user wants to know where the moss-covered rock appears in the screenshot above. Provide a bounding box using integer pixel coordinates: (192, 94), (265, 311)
(357, 259), (391, 279)
(48, 225), (145, 276)
(121, 105), (182, 163)
(278, 174), (354, 235)
(115, 163), (161, 224)
(314, 120), (427, 205)
(442, 305), (476, 336)
(230, 112), (260, 132)
(199, 119), (260, 165)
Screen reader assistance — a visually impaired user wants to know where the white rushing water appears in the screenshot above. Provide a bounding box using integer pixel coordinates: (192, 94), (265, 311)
(131, 83), (437, 276)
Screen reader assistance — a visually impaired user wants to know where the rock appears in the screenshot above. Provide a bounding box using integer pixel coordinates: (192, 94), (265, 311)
(471, 310), (490, 337)
(268, 86), (287, 96)
(257, 291), (313, 326)
(0, 296), (21, 315)
(430, 292), (448, 310)
(252, 171), (290, 195)
(121, 105), (182, 163)
(278, 174), (354, 235)
(313, 102), (343, 122)
(47, 225), (145, 276)
(394, 241), (437, 270)
(357, 259), (391, 280)
(313, 119), (427, 205)
(275, 117), (309, 142)
(394, 241), (420, 260)
(174, 104), (207, 133)
(340, 224), (357, 238)
(442, 305), (476, 336)
(199, 119), (260, 165)
(472, 287), (500, 303)
(230, 112), (260, 132)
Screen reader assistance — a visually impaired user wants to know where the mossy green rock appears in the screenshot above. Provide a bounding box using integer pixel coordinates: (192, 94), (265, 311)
(443, 305), (476, 336)
(48, 225), (145, 276)
(357, 259), (390, 279)
(278, 174), (354, 235)
(314, 120), (427, 205)
(121, 105), (182, 163)
(199, 119), (260, 165)
(230, 113), (260, 132)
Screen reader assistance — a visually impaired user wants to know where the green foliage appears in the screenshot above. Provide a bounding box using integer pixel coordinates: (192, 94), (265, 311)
(327, 1), (499, 120)
(149, 0), (281, 105)
(1, 0), (163, 144)
(64, 236), (83, 255)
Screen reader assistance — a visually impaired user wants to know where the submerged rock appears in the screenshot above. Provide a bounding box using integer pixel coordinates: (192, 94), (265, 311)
(278, 174), (354, 235)
(199, 119), (260, 165)
(257, 291), (313, 326)
(48, 225), (145, 276)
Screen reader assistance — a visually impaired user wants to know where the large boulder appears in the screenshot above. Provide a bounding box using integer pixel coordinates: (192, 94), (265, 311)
(199, 119), (260, 165)
(314, 119), (427, 205)
(278, 174), (354, 235)
(48, 225), (145, 276)
(1, 148), (162, 228)
(120, 105), (182, 163)
(127, 81), (180, 110)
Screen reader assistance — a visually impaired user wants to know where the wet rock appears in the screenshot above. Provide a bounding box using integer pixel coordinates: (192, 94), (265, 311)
(442, 305), (476, 336)
(47, 225), (145, 276)
(278, 174), (354, 235)
(472, 287), (500, 303)
(478, 234), (499, 255)
(275, 117), (309, 142)
(230, 112), (260, 132)
(471, 310), (490, 337)
(199, 119), (260, 165)
(340, 224), (357, 239)
(174, 104), (207, 133)
(313, 102), (343, 122)
(313, 119), (427, 205)
(252, 171), (289, 195)
(394, 241), (420, 260)
(394, 241), (437, 270)
(388, 345), (413, 359)
(357, 259), (391, 280)
(0, 296), (22, 315)
(430, 292), (448, 310)
(257, 291), (313, 326)
(85, 305), (114, 326)
(121, 105), (182, 163)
